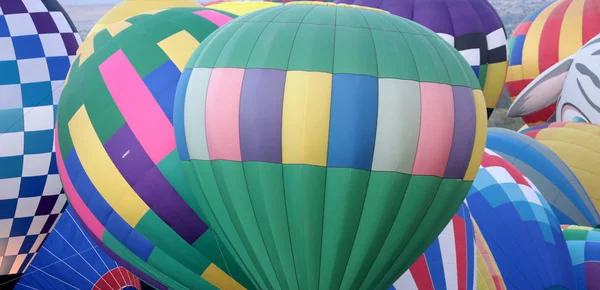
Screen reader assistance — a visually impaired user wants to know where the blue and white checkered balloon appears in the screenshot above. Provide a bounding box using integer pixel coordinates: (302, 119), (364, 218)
(0, 0), (79, 275)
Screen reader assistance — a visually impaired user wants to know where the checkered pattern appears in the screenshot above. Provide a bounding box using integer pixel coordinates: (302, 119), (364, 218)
(453, 28), (507, 74)
(0, 0), (79, 275)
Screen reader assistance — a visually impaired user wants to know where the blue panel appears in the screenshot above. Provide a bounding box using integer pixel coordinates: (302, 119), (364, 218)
(0, 199), (17, 219)
(21, 82), (53, 107)
(173, 68), (192, 161)
(24, 129), (54, 154)
(471, 66), (479, 77)
(585, 241), (600, 261)
(424, 238), (446, 290)
(478, 184), (509, 208)
(0, 61), (20, 85)
(0, 155), (23, 178)
(143, 60), (181, 124)
(10, 217), (33, 236)
(18, 235), (37, 254)
(327, 73), (378, 171)
(125, 226), (154, 261)
(509, 35), (526, 66)
(0, 16), (9, 37)
(0, 107), (24, 133)
(46, 56), (71, 81)
(465, 213), (475, 290)
(105, 211), (134, 247)
(19, 176), (47, 197)
(12, 35), (45, 60)
(48, 153), (58, 174)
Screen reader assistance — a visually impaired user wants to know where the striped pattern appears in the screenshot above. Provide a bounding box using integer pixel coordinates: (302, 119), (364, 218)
(473, 219), (506, 290)
(175, 3), (487, 290)
(389, 202), (476, 290)
(487, 127), (600, 227)
(506, 0), (600, 126)
(561, 225), (600, 290)
(467, 148), (576, 289)
(55, 8), (252, 290)
(521, 122), (600, 214)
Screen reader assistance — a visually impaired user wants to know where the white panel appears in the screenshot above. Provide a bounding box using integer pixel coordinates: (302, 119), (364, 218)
(14, 197), (41, 218)
(0, 84), (23, 109)
(487, 28), (507, 50)
(0, 37), (16, 61)
(17, 58), (50, 84)
(42, 174), (63, 196)
(487, 166), (516, 185)
(9, 254), (26, 274)
(459, 48), (481, 66)
(393, 267), (418, 290)
(23, 105), (54, 131)
(0, 219), (13, 238)
(39, 33), (67, 57)
(27, 215), (49, 235)
(22, 0), (49, 13)
(185, 68), (212, 161)
(0, 132), (24, 157)
(439, 220), (458, 290)
(50, 12), (71, 33)
(5, 236), (25, 256)
(22, 152), (51, 177)
(0, 178), (20, 200)
(5, 14), (36, 37)
(438, 33), (455, 47)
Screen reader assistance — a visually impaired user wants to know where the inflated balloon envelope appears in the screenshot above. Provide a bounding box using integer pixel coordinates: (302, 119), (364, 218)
(175, 2), (487, 290)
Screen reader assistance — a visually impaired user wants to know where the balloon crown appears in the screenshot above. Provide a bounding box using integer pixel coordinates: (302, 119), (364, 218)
(286, 1), (390, 13)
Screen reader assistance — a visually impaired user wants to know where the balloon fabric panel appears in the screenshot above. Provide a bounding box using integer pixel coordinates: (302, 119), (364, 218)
(473, 219), (507, 290)
(561, 225), (600, 290)
(175, 3), (487, 290)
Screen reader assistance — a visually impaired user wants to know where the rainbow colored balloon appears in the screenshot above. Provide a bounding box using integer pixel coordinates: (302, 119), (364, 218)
(175, 3), (487, 290)
(55, 7), (255, 290)
(473, 218), (506, 290)
(561, 225), (600, 290)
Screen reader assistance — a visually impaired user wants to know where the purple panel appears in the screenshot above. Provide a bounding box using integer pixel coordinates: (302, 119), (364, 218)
(104, 124), (155, 186)
(132, 166), (208, 244)
(411, 0), (455, 36)
(585, 263), (600, 290)
(0, 0), (27, 14)
(469, 0), (504, 34)
(40, 213), (59, 233)
(444, 86), (476, 179)
(31, 12), (59, 34)
(61, 33), (78, 55)
(444, 0), (482, 36)
(239, 68), (286, 163)
(35, 195), (59, 215)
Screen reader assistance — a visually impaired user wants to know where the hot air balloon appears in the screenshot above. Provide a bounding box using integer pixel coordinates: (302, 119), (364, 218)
(55, 7), (259, 290)
(508, 33), (600, 124)
(205, 1), (281, 15)
(389, 202), (476, 290)
(467, 148), (576, 289)
(473, 218), (506, 290)
(487, 127), (600, 227)
(561, 225), (600, 290)
(506, 0), (600, 126)
(0, 0), (79, 286)
(86, 0), (201, 40)
(333, 0), (507, 118)
(175, 3), (487, 290)
(14, 205), (142, 290)
(521, 122), (600, 213)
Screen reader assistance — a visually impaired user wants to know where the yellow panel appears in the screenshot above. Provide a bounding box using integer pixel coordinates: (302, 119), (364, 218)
(464, 89), (487, 181)
(158, 30), (201, 71)
(200, 263), (246, 290)
(559, 0), (585, 60)
(77, 36), (96, 66)
(505, 65), (523, 83)
(281, 71), (332, 166)
(106, 20), (132, 37)
(482, 61), (507, 108)
(68, 106), (149, 226)
(208, 2), (281, 16)
(522, 0), (561, 79)
(565, 122), (600, 134)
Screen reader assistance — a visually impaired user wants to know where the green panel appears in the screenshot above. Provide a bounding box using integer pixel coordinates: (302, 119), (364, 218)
(376, 180), (472, 289)
(319, 168), (371, 290)
(118, 30), (170, 78)
(182, 161), (264, 289)
(371, 30), (418, 80)
(428, 37), (473, 87)
(157, 150), (202, 217)
(479, 64), (488, 88)
(287, 23), (335, 73)
(187, 25), (223, 69)
(339, 171), (412, 289)
(358, 8), (395, 30)
(102, 231), (191, 289)
(282, 164), (326, 290)
(192, 159), (277, 289)
(172, 12), (223, 42)
(148, 248), (219, 290)
(358, 175), (443, 289)
(81, 68), (125, 144)
(137, 15), (183, 43)
(242, 162), (297, 290)
(507, 37), (516, 65)
(336, 6), (369, 28)
(404, 33), (450, 85)
(333, 26), (377, 76)
(91, 29), (114, 52)
(382, 13), (422, 35)
(214, 22), (269, 68)
(563, 228), (588, 241)
(135, 211), (211, 274)
(57, 118), (73, 160)
(244, 4), (293, 22)
(295, 5), (334, 25)
(247, 22), (299, 70)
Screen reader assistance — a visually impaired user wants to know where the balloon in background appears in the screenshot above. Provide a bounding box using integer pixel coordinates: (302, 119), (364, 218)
(506, 0), (600, 126)
(0, 0), (79, 278)
(14, 205), (142, 290)
(467, 148), (575, 289)
(333, 0), (508, 118)
(175, 3), (487, 290)
(561, 225), (600, 290)
(389, 202), (475, 290)
(521, 122), (600, 213)
(487, 127), (600, 227)
(473, 218), (506, 290)
(205, 1), (281, 15)
(86, 0), (201, 40)
(55, 8), (256, 290)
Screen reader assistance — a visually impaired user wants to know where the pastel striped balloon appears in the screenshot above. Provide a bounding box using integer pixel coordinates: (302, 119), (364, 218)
(55, 8), (256, 290)
(175, 3), (487, 290)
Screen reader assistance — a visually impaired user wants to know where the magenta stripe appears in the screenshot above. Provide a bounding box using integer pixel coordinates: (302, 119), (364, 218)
(194, 10), (234, 27)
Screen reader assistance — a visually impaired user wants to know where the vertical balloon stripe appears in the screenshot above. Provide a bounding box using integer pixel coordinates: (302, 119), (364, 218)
(582, 0), (600, 42)
(425, 239), (447, 289)
(174, 68), (192, 161)
(538, 0), (570, 73)
(559, 0), (585, 60)
(239, 69), (285, 163)
(281, 71), (332, 166)
(183, 68), (211, 161)
(327, 74), (378, 171)
(68, 106), (149, 226)
(522, 0), (561, 79)
(144, 60), (181, 123)
(413, 82), (454, 177)
(194, 10), (234, 27)
(371, 79), (420, 174)
(410, 255), (434, 289)
(453, 215), (467, 290)
(465, 213), (475, 290)
(464, 90), (487, 181)
(445, 86), (476, 178)
(439, 222), (457, 289)
(205, 68), (244, 161)
(99, 50), (175, 164)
